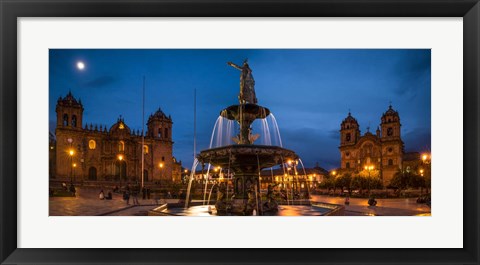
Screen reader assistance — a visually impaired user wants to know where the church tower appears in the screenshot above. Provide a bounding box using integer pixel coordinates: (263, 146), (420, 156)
(55, 91), (84, 130)
(147, 107), (173, 141)
(339, 112), (361, 170)
(147, 108), (173, 181)
(380, 104), (404, 182)
(340, 112), (360, 146)
(380, 104), (401, 140)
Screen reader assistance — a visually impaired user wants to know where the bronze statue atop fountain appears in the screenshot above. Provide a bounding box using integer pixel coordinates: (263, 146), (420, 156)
(227, 59), (257, 105)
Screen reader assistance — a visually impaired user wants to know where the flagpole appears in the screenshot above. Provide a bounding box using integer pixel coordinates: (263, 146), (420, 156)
(194, 88), (197, 160)
(141, 76), (145, 189)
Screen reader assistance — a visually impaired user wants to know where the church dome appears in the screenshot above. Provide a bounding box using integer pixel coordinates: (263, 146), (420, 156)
(109, 116), (131, 135)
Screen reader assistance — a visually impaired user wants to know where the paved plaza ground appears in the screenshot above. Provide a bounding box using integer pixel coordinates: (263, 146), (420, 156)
(50, 187), (431, 216)
(311, 195), (431, 216)
(49, 187), (164, 216)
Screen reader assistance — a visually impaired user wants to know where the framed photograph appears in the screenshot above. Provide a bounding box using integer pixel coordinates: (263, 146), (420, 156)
(1, 0), (478, 264)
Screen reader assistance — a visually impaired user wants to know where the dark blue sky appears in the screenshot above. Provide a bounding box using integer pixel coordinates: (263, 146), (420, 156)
(49, 49), (431, 170)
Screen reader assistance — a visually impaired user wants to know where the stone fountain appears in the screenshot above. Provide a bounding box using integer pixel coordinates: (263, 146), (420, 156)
(196, 60), (298, 215)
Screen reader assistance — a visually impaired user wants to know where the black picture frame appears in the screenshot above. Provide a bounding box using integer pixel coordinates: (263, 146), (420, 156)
(1, 0), (479, 264)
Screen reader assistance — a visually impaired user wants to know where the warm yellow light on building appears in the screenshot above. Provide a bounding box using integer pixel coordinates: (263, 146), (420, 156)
(184, 169), (188, 173)
(69, 149), (74, 156)
(332, 171), (336, 176)
(159, 162), (164, 168)
(117, 154), (123, 161)
(73, 163), (77, 168)
(422, 154), (428, 161)
(88, 140), (96, 149)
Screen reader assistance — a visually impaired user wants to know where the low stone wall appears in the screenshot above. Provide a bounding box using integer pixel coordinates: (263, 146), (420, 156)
(311, 202), (345, 216)
(147, 204), (169, 216)
(324, 205), (345, 216)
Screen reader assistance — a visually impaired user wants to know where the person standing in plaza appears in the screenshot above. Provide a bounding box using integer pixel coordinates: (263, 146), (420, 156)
(124, 185), (131, 205)
(132, 184), (140, 205)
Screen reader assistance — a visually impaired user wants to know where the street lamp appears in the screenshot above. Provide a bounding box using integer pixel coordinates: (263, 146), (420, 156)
(118, 154), (124, 188)
(421, 153), (431, 193)
(68, 149), (75, 183)
(73, 163), (77, 183)
(364, 165), (374, 195)
(159, 162), (164, 181)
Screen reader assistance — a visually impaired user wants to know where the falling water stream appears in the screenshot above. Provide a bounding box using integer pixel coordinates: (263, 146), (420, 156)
(186, 111), (292, 210)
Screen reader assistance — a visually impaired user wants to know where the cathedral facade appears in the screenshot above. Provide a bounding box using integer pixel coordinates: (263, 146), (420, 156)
(51, 92), (180, 183)
(339, 105), (404, 184)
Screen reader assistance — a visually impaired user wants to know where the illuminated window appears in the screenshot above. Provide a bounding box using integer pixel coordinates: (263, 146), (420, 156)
(143, 145), (148, 154)
(88, 140), (96, 149)
(119, 123), (125, 129)
(118, 141), (125, 152)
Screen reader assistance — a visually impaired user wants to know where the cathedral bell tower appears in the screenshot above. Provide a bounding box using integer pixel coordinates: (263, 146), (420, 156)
(55, 91), (84, 130)
(380, 104), (401, 140)
(340, 112), (360, 146)
(147, 107), (173, 141)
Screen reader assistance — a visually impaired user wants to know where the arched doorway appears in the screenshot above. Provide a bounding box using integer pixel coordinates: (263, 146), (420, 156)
(88, 167), (97, 181)
(143, 169), (148, 182)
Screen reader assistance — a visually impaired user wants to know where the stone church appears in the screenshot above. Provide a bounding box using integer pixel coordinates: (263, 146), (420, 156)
(339, 105), (404, 184)
(51, 92), (180, 183)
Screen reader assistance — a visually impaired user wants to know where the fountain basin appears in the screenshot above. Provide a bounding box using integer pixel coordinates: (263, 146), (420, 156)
(220, 103), (270, 120)
(197, 145), (298, 172)
(155, 203), (344, 216)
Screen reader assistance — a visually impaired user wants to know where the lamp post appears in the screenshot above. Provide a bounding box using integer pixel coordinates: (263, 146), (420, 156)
(331, 170), (336, 194)
(118, 154), (124, 188)
(68, 149), (75, 183)
(159, 162), (164, 183)
(73, 163), (77, 183)
(364, 165), (374, 195)
(421, 153), (431, 193)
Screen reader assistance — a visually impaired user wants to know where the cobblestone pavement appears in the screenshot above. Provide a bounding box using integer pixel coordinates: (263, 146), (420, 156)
(49, 187), (164, 216)
(311, 195), (431, 216)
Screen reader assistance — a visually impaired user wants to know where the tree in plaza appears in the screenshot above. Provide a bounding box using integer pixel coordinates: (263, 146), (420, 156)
(351, 173), (368, 195)
(389, 169), (425, 194)
(358, 168), (382, 193)
(389, 170), (407, 192)
(326, 176), (337, 193)
(408, 173), (425, 189)
(335, 173), (353, 195)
